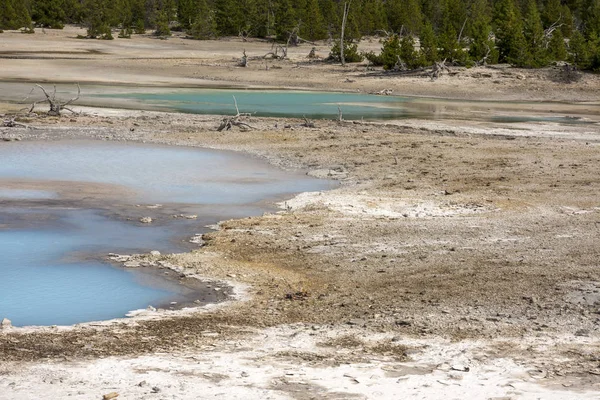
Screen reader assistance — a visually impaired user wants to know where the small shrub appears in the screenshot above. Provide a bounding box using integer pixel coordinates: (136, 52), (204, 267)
(329, 40), (364, 63)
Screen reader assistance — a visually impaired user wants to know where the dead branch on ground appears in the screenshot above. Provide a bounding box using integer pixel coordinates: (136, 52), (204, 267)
(217, 96), (256, 131)
(239, 50), (248, 67)
(25, 83), (81, 116)
(301, 116), (316, 128)
(430, 59), (449, 81)
(2, 116), (30, 128)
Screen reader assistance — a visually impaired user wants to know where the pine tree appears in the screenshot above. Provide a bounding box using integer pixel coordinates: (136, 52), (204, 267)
(581, 0), (600, 39)
(568, 30), (593, 68)
(301, 0), (326, 40)
(469, 0), (497, 64)
(154, 10), (171, 36)
(274, 0), (297, 41)
(399, 35), (424, 68)
(548, 30), (567, 61)
(541, 0), (562, 29)
(523, 0), (548, 66)
(419, 21), (438, 63)
(0, 0), (18, 30)
(177, 0), (196, 30)
(32, 0), (66, 28)
(376, 34), (402, 69)
(83, 0), (116, 38)
(493, 0), (529, 65)
(560, 5), (574, 37)
(189, 0), (217, 39)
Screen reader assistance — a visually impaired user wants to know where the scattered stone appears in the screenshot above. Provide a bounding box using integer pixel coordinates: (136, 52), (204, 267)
(189, 234), (205, 245)
(123, 261), (141, 268)
(146, 306), (156, 312)
(575, 329), (590, 337)
(139, 217), (153, 224)
(151, 386), (161, 393)
(1, 318), (12, 329)
(102, 393), (119, 400)
(347, 318), (366, 327)
(150, 250), (161, 256)
(451, 364), (470, 372)
(108, 254), (132, 262)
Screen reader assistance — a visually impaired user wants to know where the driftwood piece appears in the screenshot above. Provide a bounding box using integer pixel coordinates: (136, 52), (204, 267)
(301, 116), (316, 128)
(430, 60), (450, 81)
(217, 96), (256, 132)
(239, 50), (248, 67)
(2, 117), (29, 128)
(25, 83), (81, 115)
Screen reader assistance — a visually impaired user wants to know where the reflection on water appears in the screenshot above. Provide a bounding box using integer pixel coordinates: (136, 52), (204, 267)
(0, 141), (335, 327)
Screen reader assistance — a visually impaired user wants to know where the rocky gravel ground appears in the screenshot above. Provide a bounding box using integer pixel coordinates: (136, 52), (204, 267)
(1, 109), (599, 398)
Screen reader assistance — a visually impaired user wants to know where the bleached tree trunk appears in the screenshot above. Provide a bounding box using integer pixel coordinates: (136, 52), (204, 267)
(340, 2), (350, 66)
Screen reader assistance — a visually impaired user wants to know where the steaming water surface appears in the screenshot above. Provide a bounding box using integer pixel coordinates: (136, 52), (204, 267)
(0, 140), (335, 327)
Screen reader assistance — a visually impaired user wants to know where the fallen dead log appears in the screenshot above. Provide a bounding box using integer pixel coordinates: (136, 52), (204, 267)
(217, 96), (256, 131)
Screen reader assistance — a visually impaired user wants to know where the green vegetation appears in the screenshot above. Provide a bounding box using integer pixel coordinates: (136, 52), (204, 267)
(0, 0), (598, 71)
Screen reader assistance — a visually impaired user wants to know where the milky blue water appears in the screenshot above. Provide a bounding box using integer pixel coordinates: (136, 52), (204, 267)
(0, 140), (334, 327)
(95, 89), (415, 120)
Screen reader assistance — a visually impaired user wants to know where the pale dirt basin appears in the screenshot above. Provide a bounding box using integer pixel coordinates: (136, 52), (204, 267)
(1, 26), (600, 399)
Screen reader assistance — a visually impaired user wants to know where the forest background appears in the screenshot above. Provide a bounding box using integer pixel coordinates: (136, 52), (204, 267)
(1, 0), (599, 70)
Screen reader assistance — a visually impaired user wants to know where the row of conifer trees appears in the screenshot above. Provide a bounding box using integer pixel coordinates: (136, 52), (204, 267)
(1, 0), (599, 70)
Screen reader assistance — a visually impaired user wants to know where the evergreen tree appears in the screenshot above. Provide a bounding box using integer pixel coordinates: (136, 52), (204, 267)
(560, 5), (574, 37)
(32, 0), (66, 28)
(522, 0), (548, 66)
(419, 21), (438, 63)
(469, 0), (497, 64)
(581, 0), (600, 39)
(568, 30), (592, 67)
(177, 0), (196, 30)
(189, 0), (217, 39)
(493, 0), (528, 65)
(541, 0), (562, 29)
(301, 0), (326, 40)
(365, 34), (403, 69)
(0, 0), (18, 30)
(319, 0), (339, 39)
(358, 0), (386, 36)
(154, 10), (171, 36)
(274, 0), (297, 40)
(83, 0), (115, 38)
(399, 35), (424, 68)
(386, 0), (422, 35)
(548, 29), (567, 61)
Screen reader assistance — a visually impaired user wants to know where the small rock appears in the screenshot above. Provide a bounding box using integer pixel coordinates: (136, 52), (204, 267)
(123, 261), (141, 268)
(347, 318), (366, 327)
(150, 250), (161, 256)
(1, 318), (12, 329)
(575, 329), (590, 337)
(146, 305), (156, 312)
(103, 393), (119, 400)
(139, 217), (153, 224)
(151, 386), (161, 393)
(185, 215), (198, 219)
(451, 364), (470, 372)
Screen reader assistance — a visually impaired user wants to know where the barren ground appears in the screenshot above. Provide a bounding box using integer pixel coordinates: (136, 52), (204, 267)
(0, 26), (599, 399)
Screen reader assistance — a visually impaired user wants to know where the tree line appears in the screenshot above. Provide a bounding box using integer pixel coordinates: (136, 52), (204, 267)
(1, 0), (599, 70)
